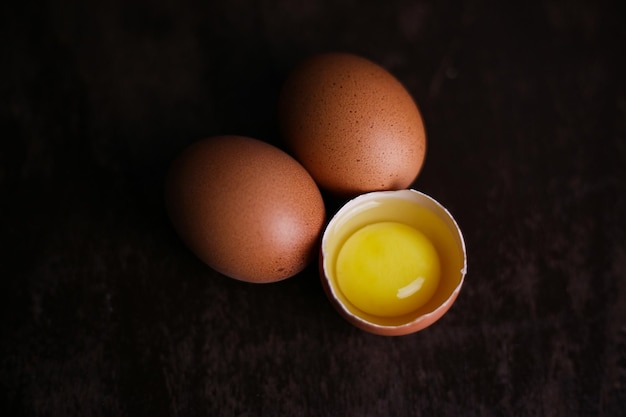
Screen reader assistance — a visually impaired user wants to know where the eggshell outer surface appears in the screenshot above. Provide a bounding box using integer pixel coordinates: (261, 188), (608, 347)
(279, 52), (426, 196)
(165, 135), (326, 283)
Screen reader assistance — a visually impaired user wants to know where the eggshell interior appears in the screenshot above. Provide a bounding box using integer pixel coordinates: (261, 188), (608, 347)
(320, 189), (467, 335)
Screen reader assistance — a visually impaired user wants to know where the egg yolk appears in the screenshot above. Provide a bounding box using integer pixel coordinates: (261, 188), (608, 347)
(335, 222), (441, 318)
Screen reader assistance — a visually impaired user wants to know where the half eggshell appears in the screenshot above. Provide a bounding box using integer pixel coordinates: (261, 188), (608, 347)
(320, 189), (467, 336)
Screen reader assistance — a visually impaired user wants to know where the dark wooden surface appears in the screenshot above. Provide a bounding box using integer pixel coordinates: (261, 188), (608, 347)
(2, 1), (625, 416)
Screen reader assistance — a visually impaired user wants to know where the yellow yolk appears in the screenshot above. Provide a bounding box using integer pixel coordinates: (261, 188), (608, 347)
(335, 222), (441, 318)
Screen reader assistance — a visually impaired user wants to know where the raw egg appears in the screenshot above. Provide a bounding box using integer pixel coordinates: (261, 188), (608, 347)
(278, 52), (426, 196)
(165, 135), (326, 283)
(320, 189), (466, 336)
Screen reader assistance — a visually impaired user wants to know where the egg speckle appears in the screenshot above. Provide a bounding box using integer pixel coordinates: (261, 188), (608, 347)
(165, 135), (326, 283)
(279, 52), (426, 196)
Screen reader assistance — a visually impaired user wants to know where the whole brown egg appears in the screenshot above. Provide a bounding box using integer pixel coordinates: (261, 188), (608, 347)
(165, 135), (326, 283)
(278, 52), (426, 196)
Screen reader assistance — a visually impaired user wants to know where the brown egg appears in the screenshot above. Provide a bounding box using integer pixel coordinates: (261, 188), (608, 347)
(165, 135), (326, 283)
(278, 52), (426, 196)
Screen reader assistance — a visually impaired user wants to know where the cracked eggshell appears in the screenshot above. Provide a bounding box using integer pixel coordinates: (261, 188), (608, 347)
(279, 52), (426, 196)
(165, 135), (326, 283)
(320, 189), (467, 336)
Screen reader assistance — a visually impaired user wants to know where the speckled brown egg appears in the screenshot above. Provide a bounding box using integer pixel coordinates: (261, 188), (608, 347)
(278, 52), (426, 196)
(165, 135), (326, 283)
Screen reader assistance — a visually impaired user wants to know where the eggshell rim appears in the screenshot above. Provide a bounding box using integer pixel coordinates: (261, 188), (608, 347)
(319, 189), (467, 336)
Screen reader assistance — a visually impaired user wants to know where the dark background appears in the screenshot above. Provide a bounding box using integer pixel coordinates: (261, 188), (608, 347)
(2, 0), (625, 416)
